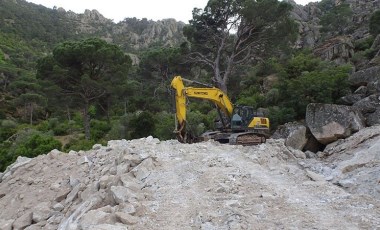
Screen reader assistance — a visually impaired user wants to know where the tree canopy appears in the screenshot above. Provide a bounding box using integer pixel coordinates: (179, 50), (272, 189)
(184, 0), (297, 93)
(37, 38), (132, 139)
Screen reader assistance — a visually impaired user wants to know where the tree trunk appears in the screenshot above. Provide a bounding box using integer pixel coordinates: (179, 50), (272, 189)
(83, 101), (91, 140)
(66, 105), (71, 121)
(29, 103), (33, 125)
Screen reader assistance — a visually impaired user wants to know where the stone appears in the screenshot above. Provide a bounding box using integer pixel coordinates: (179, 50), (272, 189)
(69, 176), (81, 187)
(273, 122), (308, 150)
(338, 179), (355, 188)
(65, 183), (81, 204)
(77, 156), (93, 167)
(366, 108), (380, 126)
(93, 144), (103, 150)
(339, 94), (365, 105)
(0, 219), (14, 230)
(306, 103), (365, 145)
(291, 149), (306, 159)
(352, 95), (379, 114)
(304, 151), (317, 158)
(12, 212), (32, 230)
(99, 175), (121, 189)
(79, 209), (115, 228)
(306, 170), (325, 182)
(349, 66), (380, 87)
(130, 158), (154, 181)
(110, 186), (142, 204)
(1, 156), (32, 182)
(120, 174), (143, 192)
(47, 149), (62, 159)
(80, 182), (99, 201)
(115, 212), (139, 225)
(52, 203), (64, 212)
(32, 202), (52, 223)
(68, 150), (77, 156)
(118, 203), (136, 215)
(55, 187), (71, 202)
(91, 224), (128, 230)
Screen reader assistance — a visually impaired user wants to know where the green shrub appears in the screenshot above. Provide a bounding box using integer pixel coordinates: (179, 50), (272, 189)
(0, 119), (17, 142)
(0, 129), (62, 171)
(370, 10), (380, 36)
(90, 119), (111, 140)
(0, 141), (12, 172)
(129, 111), (156, 139)
(9, 130), (61, 158)
(153, 111), (175, 140)
(354, 36), (375, 51)
(268, 106), (296, 130)
(63, 138), (96, 152)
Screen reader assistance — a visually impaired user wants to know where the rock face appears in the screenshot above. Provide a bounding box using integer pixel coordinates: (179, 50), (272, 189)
(288, 0), (380, 65)
(306, 103), (365, 144)
(313, 36), (354, 64)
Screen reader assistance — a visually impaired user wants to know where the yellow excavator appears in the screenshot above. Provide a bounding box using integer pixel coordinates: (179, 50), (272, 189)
(171, 76), (270, 145)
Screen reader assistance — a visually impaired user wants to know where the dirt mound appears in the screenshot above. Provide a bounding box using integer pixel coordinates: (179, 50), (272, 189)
(0, 132), (379, 229)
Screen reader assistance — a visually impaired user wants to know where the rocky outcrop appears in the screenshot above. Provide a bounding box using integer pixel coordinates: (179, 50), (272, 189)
(306, 103), (365, 144)
(288, 0), (321, 48)
(341, 66), (380, 125)
(313, 36), (354, 64)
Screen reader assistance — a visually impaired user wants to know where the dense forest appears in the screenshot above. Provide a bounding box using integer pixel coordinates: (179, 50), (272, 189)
(1, 0), (380, 171)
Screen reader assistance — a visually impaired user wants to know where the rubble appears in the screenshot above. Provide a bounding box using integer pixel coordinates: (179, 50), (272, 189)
(0, 134), (379, 229)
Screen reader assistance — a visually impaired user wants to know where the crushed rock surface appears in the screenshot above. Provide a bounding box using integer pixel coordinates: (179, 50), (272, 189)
(0, 132), (379, 229)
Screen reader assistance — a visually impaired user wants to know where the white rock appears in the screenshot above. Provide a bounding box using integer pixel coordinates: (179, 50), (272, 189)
(32, 202), (52, 223)
(12, 212), (32, 230)
(93, 144), (103, 150)
(65, 183), (81, 204)
(0, 219), (14, 230)
(115, 212), (139, 225)
(306, 170), (326, 182)
(79, 210), (114, 228)
(52, 203), (64, 212)
(91, 224), (128, 230)
(110, 186), (142, 204)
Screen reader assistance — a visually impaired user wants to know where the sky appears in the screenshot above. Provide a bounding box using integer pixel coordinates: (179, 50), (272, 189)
(26, 0), (318, 23)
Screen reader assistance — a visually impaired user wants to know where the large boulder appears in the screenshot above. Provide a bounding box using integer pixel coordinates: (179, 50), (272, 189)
(348, 66), (380, 87)
(272, 122), (308, 150)
(306, 103), (365, 145)
(352, 94), (380, 126)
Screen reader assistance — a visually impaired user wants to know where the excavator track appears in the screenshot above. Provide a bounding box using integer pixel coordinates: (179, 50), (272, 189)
(228, 132), (267, 145)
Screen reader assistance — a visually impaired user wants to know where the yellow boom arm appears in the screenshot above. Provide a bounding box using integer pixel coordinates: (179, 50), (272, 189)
(171, 76), (234, 141)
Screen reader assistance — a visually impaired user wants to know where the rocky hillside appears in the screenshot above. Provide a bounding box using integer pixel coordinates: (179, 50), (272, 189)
(290, 0), (380, 67)
(0, 0), (186, 52)
(0, 130), (379, 229)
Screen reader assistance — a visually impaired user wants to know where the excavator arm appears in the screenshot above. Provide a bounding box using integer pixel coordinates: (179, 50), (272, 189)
(171, 76), (234, 142)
